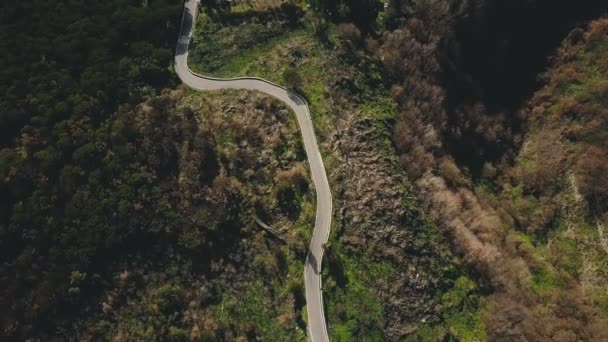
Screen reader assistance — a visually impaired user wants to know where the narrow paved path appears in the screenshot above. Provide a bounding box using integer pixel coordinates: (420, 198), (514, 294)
(175, 1), (332, 341)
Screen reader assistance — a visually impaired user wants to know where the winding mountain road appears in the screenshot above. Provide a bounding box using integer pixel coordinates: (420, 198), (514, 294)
(175, 1), (332, 341)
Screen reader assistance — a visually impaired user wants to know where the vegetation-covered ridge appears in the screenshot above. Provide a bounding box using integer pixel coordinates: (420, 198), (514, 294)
(189, 2), (486, 340)
(493, 18), (608, 332)
(375, 0), (607, 338)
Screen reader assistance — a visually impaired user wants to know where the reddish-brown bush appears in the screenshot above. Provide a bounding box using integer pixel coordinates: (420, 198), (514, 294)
(576, 146), (608, 213)
(338, 22), (361, 43)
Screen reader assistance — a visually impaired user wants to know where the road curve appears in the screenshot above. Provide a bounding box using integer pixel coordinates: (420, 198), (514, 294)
(175, 1), (332, 341)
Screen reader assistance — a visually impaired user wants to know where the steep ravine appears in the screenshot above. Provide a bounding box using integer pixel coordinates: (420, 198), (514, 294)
(440, 0), (607, 177)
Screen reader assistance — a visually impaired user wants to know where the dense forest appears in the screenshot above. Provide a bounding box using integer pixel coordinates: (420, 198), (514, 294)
(0, 0), (181, 145)
(1, 0), (313, 339)
(1, 0), (182, 336)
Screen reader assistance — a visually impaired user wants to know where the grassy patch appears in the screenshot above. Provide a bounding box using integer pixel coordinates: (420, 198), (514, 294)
(188, 10), (397, 136)
(549, 236), (583, 278)
(529, 263), (566, 295)
(228, 0), (287, 13)
(211, 280), (306, 340)
(323, 244), (390, 341)
(406, 276), (488, 342)
(189, 12), (293, 76)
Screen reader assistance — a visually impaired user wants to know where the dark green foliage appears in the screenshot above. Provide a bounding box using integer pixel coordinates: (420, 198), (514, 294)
(308, 0), (381, 32)
(0, 0), (200, 337)
(0, 0), (182, 147)
(0, 92), (238, 338)
(282, 67), (303, 90)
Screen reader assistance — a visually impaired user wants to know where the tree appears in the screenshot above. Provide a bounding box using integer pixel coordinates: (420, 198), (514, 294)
(282, 67), (302, 91)
(338, 23), (362, 44)
(576, 146), (608, 213)
(341, 0), (382, 31)
(307, 14), (330, 42)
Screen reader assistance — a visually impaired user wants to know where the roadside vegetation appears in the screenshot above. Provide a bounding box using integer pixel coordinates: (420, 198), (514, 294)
(189, 2), (486, 340)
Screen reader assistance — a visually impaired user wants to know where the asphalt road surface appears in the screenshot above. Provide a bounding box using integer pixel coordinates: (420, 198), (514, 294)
(175, 1), (332, 341)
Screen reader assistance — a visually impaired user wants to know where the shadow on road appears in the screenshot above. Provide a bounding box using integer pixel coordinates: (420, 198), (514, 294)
(289, 89), (317, 111)
(175, 8), (193, 56)
(288, 91), (306, 106)
(307, 252), (319, 274)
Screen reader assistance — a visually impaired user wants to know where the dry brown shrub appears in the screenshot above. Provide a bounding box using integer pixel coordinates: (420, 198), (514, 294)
(590, 79), (608, 105)
(523, 131), (565, 196)
(549, 64), (581, 90)
(586, 18), (608, 41)
(365, 36), (379, 51)
(338, 22), (361, 43)
(554, 96), (581, 121)
(276, 164), (308, 187)
(278, 312), (292, 326)
(576, 146), (608, 212)
(439, 157), (468, 187)
(190, 324), (201, 340)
